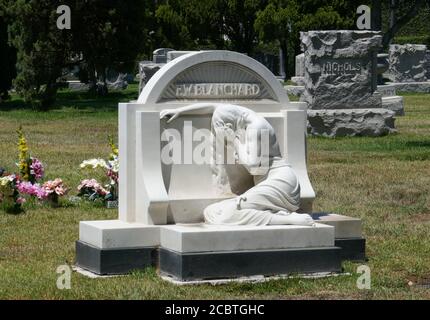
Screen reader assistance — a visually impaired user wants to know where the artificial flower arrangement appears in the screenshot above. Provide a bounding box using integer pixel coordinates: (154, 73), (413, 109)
(78, 136), (119, 207)
(0, 173), (23, 213)
(0, 128), (68, 213)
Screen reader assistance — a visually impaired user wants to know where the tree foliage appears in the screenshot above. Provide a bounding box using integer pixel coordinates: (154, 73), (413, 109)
(0, 10), (16, 101)
(380, 0), (430, 48)
(155, 0), (268, 54)
(1, 0), (149, 109)
(71, 0), (149, 93)
(4, 0), (71, 110)
(0, 0), (428, 108)
(255, 0), (362, 77)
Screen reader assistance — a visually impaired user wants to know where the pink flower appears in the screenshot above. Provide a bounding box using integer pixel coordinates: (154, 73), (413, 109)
(78, 179), (108, 196)
(43, 179), (67, 196)
(54, 186), (66, 196)
(16, 197), (26, 204)
(17, 181), (48, 200)
(30, 158), (44, 181)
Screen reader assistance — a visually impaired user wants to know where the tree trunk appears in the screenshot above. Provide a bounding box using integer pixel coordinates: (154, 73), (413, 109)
(40, 81), (57, 111)
(389, 0), (397, 29)
(382, 0), (427, 49)
(372, 0), (382, 31)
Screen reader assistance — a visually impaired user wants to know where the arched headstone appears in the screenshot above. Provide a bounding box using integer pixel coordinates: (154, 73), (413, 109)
(120, 51), (314, 224)
(77, 51), (364, 280)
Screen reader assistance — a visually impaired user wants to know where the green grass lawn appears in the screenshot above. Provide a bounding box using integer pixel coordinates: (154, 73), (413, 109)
(0, 86), (429, 299)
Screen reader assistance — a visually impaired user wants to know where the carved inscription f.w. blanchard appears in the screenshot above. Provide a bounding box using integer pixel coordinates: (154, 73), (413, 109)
(175, 83), (261, 99)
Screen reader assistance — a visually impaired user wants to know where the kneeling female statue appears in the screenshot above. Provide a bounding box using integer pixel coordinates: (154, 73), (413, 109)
(161, 103), (314, 227)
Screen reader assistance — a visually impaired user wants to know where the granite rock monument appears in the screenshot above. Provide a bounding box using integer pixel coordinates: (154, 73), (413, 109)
(299, 30), (396, 137)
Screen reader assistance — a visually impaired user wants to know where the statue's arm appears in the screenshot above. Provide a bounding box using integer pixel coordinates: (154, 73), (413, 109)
(160, 103), (218, 123)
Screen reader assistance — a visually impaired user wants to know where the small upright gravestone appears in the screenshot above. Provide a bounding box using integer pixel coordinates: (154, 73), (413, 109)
(153, 48), (174, 64)
(300, 30), (396, 137)
(295, 53), (305, 77)
(291, 53), (305, 86)
(139, 50), (194, 94)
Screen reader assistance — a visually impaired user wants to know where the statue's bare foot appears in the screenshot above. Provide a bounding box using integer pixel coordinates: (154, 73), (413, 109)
(269, 212), (315, 226)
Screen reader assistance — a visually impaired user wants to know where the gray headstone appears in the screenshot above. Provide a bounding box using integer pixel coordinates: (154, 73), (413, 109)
(300, 30), (382, 110)
(295, 53), (305, 77)
(138, 62), (164, 93)
(153, 48), (174, 64)
(166, 51), (196, 62)
(388, 44), (428, 82)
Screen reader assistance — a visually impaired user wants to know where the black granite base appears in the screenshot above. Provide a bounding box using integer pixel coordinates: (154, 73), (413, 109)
(335, 238), (366, 262)
(159, 247), (342, 282)
(75, 241), (157, 275)
(75, 237), (364, 277)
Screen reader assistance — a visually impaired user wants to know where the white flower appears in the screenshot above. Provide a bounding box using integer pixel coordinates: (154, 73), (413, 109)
(0, 175), (14, 187)
(80, 159), (108, 170)
(108, 157), (119, 173)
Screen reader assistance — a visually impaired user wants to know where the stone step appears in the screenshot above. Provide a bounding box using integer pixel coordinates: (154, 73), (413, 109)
(160, 223), (335, 253)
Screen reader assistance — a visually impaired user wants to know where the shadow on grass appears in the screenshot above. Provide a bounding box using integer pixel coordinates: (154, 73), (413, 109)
(0, 98), (31, 111)
(0, 84), (139, 112)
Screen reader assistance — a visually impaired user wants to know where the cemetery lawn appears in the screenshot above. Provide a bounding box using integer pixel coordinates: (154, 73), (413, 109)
(0, 86), (429, 300)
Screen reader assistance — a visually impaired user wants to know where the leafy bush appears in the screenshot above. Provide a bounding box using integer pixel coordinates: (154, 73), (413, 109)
(393, 36), (430, 46)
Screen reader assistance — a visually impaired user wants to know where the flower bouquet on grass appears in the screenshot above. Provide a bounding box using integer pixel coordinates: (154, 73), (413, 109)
(77, 179), (109, 203)
(78, 136), (119, 208)
(0, 127), (68, 213)
(0, 174), (25, 214)
(42, 179), (68, 207)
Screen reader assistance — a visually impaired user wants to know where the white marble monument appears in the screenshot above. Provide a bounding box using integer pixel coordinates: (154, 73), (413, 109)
(76, 51), (365, 281)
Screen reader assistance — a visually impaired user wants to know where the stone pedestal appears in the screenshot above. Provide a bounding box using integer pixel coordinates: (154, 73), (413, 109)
(389, 44), (428, 83)
(378, 84), (405, 116)
(307, 109), (396, 137)
(387, 81), (430, 93)
(311, 213), (365, 261)
(285, 84), (305, 97)
(76, 221), (160, 275)
(291, 76), (305, 86)
(284, 83), (404, 132)
(75, 213), (366, 280)
(382, 96), (405, 116)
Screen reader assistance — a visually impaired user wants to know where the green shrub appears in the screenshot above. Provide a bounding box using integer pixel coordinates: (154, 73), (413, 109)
(393, 35), (430, 46)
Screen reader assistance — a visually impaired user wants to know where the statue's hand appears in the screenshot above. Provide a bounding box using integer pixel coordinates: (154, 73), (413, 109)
(160, 109), (181, 123)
